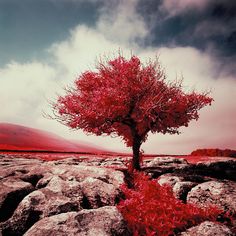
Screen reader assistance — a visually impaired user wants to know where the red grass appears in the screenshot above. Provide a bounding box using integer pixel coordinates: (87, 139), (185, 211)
(117, 172), (223, 236)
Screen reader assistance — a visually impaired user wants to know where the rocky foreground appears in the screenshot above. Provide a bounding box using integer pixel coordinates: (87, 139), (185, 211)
(0, 154), (235, 236)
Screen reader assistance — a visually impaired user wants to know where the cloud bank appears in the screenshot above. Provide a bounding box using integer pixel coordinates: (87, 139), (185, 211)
(0, 0), (235, 154)
(161, 0), (212, 16)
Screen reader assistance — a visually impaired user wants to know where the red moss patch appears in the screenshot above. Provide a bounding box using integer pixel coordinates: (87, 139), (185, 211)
(117, 172), (223, 236)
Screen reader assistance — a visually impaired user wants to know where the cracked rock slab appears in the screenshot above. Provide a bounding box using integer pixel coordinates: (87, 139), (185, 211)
(24, 206), (131, 236)
(187, 180), (236, 214)
(180, 221), (233, 236)
(0, 155), (126, 236)
(0, 179), (34, 222)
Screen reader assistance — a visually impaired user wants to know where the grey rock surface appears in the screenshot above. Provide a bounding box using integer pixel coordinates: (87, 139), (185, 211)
(0, 154), (236, 236)
(157, 173), (212, 201)
(24, 206), (131, 236)
(180, 221), (233, 236)
(0, 156), (125, 235)
(146, 156), (188, 168)
(187, 180), (236, 214)
(157, 173), (185, 187)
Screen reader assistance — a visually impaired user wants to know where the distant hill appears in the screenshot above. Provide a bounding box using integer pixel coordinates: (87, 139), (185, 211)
(191, 148), (236, 157)
(0, 123), (107, 153)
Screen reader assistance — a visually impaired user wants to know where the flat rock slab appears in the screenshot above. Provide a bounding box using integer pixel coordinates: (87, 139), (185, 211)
(180, 221), (233, 236)
(1, 154), (236, 236)
(0, 156), (125, 236)
(146, 156), (188, 168)
(157, 173), (213, 201)
(24, 206), (131, 236)
(187, 180), (236, 214)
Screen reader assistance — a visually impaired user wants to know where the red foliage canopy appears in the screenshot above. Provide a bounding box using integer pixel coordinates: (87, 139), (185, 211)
(53, 55), (213, 149)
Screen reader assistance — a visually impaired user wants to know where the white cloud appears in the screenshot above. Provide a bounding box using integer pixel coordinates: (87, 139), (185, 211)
(97, 0), (148, 45)
(0, 62), (57, 125)
(140, 47), (236, 154)
(138, 46), (217, 89)
(161, 0), (212, 17)
(50, 25), (123, 78)
(0, 0), (235, 154)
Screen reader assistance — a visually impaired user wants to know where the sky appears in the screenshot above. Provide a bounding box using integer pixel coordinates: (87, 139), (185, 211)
(0, 0), (235, 154)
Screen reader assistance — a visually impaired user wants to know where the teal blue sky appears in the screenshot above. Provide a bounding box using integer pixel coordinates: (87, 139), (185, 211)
(0, 0), (101, 65)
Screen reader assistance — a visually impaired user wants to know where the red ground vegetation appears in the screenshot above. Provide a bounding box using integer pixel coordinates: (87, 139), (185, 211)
(117, 172), (224, 236)
(191, 148), (236, 157)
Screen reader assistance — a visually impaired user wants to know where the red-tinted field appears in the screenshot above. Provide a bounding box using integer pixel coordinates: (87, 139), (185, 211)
(0, 123), (107, 153)
(0, 123), (234, 163)
(1, 150), (235, 165)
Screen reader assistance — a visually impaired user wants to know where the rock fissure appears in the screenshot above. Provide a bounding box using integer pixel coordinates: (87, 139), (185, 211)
(0, 181), (34, 222)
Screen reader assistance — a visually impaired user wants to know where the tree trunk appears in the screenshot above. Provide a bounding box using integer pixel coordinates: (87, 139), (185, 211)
(132, 137), (141, 171)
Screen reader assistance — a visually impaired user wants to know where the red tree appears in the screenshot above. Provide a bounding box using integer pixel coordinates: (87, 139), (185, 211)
(52, 55), (213, 170)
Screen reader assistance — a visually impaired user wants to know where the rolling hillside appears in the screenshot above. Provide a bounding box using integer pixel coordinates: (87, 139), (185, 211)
(0, 123), (106, 153)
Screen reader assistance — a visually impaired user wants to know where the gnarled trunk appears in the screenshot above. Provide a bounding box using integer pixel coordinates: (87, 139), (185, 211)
(132, 137), (142, 171)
